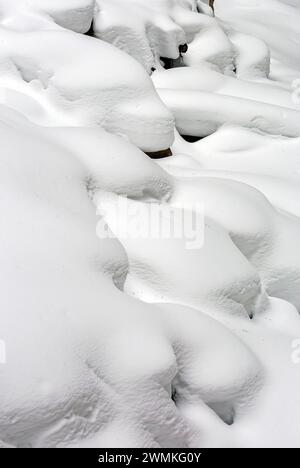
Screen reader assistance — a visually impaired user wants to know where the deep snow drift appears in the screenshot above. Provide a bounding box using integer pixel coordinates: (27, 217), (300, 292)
(0, 0), (300, 448)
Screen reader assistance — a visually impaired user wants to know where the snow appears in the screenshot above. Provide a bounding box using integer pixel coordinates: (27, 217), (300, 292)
(215, 0), (300, 83)
(41, 126), (173, 200)
(93, 0), (197, 72)
(229, 32), (270, 79)
(0, 0), (300, 449)
(0, 0), (95, 33)
(0, 22), (174, 152)
(153, 66), (300, 137)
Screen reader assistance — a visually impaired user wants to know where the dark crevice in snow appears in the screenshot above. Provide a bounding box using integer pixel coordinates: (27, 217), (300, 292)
(180, 135), (203, 143)
(171, 387), (178, 405)
(85, 20), (94, 37)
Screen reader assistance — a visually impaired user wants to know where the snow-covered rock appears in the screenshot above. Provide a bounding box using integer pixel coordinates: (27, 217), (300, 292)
(153, 65), (300, 137)
(182, 13), (236, 73)
(215, 0), (300, 82)
(0, 26), (174, 151)
(156, 88), (300, 138)
(41, 126), (173, 201)
(0, 0), (95, 33)
(229, 32), (270, 79)
(0, 105), (264, 448)
(153, 65), (297, 109)
(95, 191), (266, 318)
(93, 0), (203, 72)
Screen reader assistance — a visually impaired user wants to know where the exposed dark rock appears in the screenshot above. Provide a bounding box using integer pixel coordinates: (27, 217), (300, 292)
(179, 43), (188, 55)
(145, 148), (173, 159)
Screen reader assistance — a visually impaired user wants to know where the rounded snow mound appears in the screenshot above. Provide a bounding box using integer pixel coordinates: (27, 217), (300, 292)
(0, 26), (175, 152)
(0, 0), (95, 33)
(93, 0), (201, 72)
(0, 105), (263, 448)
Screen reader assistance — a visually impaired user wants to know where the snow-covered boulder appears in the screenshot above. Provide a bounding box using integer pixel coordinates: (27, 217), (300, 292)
(0, 27), (174, 151)
(0, 0), (95, 33)
(182, 13), (236, 73)
(215, 0), (300, 82)
(93, 0), (201, 72)
(153, 67), (300, 137)
(153, 66), (296, 109)
(153, 65), (300, 136)
(0, 105), (263, 447)
(158, 129), (300, 311)
(92, 1), (237, 74)
(42, 126), (173, 201)
(156, 88), (300, 138)
(95, 191), (267, 318)
(229, 32), (270, 79)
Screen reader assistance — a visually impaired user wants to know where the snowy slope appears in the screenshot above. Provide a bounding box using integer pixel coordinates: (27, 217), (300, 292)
(0, 0), (300, 449)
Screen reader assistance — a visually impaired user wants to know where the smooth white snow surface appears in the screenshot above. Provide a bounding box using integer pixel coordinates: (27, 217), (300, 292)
(215, 0), (300, 83)
(0, 0), (300, 449)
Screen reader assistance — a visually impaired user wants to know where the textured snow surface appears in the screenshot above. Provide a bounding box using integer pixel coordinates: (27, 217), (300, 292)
(93, 0), (199, 72)
(0, 0), (95, 33)
(0, 0), (300, 448)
